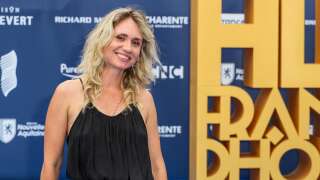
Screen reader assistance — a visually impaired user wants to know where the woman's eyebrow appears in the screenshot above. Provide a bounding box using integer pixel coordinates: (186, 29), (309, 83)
(132, 37), (143, 41)
(115, 33), (142, 41)
(115, 33), (128, 37)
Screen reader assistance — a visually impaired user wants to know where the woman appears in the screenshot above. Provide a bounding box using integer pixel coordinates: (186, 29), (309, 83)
(40, 7), (167, 180)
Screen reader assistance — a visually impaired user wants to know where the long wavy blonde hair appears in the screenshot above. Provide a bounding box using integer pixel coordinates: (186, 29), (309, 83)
(77, 7), (160, 109)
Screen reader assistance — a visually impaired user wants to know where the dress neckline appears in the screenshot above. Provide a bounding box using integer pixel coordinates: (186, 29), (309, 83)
(90, 103), (130, 118)
(67, 103), (147, 144)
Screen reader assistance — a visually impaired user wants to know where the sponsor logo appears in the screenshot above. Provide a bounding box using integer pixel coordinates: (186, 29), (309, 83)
(146, 16), (189, 29)
(158, 125), (182, 138)
(55, 16), (92, 24)
(60, 63), (184, 80)
(221, 63), (235, 85)
(305, 19), (316, 26)
(235, 68), (244, 81)
(152, 65), (184, 80)
(309, 125), (314, 135)
(221, 13), (315, 26)
(0, 120), (45, 144)
(0, 6), (20, 13)
(0, 6), (34, 26)
(221, 13), (244, 24)
(0, 50), (18, 97)
(60, 63), (81, 78)
(221, 63), (243, 85)
(17, 122), (44, 138)
(54, 15), (190, 27)
(0, 119), (16, 144)
(54, 16), (102, 24)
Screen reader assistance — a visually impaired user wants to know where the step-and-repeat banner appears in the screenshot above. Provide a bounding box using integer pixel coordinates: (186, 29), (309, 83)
(0, 0), (189, 179)
(0, 0), (316, 179)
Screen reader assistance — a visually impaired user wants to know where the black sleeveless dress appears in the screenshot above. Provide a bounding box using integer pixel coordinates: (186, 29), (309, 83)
(66, 103), (154, 180)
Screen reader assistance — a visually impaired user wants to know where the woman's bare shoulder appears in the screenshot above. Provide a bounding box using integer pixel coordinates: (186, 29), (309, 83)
(136, 88), (156, 116)
(55, 79), (82, 94)
(52, 79), (83, 105)
(137, 88), (154, 105)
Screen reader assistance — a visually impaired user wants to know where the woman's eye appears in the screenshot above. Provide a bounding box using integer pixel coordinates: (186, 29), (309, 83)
(115, 35), (126, 41)
(132, 40), (141, 47)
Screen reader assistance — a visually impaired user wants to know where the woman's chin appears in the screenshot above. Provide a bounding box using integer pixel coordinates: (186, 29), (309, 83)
(117, 64), (132, 70)
(105, 63), (132, 71)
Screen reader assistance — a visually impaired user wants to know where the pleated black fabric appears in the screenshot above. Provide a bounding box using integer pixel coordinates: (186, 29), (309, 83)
(66, 103), (154, 180)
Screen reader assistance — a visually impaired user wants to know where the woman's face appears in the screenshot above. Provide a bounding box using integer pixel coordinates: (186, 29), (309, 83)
(102, 17), (143, 71)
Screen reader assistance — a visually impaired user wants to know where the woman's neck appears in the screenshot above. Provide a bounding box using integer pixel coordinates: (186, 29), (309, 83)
(101, 66), (124, 90)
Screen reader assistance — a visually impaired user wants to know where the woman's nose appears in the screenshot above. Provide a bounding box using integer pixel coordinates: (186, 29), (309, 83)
(122, 40), (132, 52)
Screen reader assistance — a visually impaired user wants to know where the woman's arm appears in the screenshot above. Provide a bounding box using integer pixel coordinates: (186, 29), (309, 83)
(143, 90), (168, 180)
(40, 81), (70, 180)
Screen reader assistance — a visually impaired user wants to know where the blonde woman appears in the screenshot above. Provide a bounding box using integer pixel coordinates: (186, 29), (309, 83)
(41, 7), (167, 180)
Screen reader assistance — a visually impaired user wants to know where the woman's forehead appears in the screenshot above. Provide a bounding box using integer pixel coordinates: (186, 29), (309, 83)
(114, 17), (143, 39)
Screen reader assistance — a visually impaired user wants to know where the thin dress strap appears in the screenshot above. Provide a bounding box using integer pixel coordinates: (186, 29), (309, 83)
(79, 78), (84, 90)
(78, 78), (92, 109)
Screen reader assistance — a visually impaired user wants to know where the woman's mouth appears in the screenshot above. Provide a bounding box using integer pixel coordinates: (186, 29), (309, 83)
(115, 52), (131, 61)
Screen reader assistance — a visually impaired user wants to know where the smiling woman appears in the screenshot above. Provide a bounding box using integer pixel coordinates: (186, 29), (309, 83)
(101, 18), (143, 71)
(40, 7), (167, 180)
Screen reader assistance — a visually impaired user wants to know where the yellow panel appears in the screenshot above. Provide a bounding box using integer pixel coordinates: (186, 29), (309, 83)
(280, 0), (320, 87)
(229, 139), (270, 180)
(190, 0), (320, 179)
(270, 139), (320, 179)
(265, 127), (284, 145)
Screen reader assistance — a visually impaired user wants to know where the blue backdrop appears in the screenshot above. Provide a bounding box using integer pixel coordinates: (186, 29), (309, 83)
(0, 0), (315, 179)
